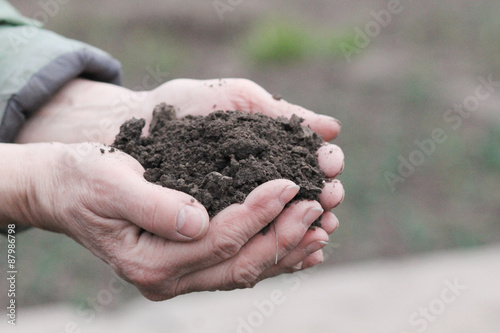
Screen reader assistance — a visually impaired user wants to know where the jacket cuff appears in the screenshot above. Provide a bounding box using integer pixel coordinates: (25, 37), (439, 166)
(0, 27), (122, 143)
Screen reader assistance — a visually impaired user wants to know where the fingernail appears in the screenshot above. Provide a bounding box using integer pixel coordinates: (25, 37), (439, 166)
(176, 205), (207, 239)
(302, 207), (324, 227)
(305, 240), (329, 255)
(320, 115), (341, 127)
(279, 184), (300, 205)
(292, 262), (303, 270)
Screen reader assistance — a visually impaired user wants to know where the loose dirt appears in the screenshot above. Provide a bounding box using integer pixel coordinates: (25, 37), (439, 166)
(112, 103), (325, 222)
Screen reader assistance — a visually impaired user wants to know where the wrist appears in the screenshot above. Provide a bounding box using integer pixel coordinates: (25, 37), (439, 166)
(15, 79), (150, 145)
(0, 144), (37, 229)
(0, 143), (66, 232)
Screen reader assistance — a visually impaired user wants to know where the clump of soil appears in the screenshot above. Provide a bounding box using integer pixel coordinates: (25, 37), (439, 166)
(113, 103), (325, 224)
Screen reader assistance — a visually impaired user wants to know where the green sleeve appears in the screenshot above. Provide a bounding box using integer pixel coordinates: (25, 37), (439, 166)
(0, 0), (122, 143)
(0, 0), (41, 26)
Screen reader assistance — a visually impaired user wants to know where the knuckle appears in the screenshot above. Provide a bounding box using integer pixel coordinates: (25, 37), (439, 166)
(245, 201), (273, 220)
(212, 235), (243, 261)
(279, 235), (298, 253)
(118, 259), (173, 293)
(241, 203), (279, 229)
(230, 264), (261, 289)
(141, 200), (160, 230)
(234, 78), (255, 88)
(139, 288), (176, 302)
(127, 267), (163, 289)
(140, 291), (165, 302)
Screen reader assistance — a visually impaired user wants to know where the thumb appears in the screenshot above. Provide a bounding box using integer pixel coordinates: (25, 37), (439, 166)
(115, 174), (210, 242)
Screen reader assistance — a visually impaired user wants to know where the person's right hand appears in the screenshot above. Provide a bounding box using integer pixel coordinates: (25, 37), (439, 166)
(1, 142), (340, 300)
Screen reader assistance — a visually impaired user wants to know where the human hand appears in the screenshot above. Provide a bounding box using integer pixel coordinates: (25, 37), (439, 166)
(16, 77), (341, 141)
(147, 78), (342, 141)
(16, 77), (344, 220)
(147, 78), (345, 233)
(0, 142), (338, 300)
(13, 78), (344, 291)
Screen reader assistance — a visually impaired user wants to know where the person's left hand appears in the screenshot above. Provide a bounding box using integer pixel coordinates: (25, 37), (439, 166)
(16, 77), (341, 143)
(147, 78), (342, 141)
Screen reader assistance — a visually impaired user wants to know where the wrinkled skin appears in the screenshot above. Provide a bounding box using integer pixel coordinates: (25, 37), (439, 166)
(1, 78), (345, 300)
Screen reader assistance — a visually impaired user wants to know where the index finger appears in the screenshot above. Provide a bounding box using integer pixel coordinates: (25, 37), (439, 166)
(245, 86), (341, 141)
(271, 99), (342, 141)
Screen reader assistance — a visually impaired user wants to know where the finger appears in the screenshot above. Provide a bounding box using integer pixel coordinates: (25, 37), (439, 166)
(276, 102), (341, 142)
(259, 98), (341, 142)
(318, 211), (340, 234)
(317, 144), (344, 178)
(259, 226), (329, 279)
(113, 168), (210, 242)
(116, 179), (301, 289)
(172, 200), (324, 295)
(208, 178), (300, 239)
(302, 250), (325, 269)
(164, 180), (300, 274)
(223, 79), (342, 141)
(319, 179), (345, 210)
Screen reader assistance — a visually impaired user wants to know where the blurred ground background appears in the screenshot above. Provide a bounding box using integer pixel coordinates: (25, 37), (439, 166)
(1, 0), (499, 331)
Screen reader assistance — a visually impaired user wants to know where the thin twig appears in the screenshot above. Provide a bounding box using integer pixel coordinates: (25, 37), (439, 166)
(274, 220), (279, 264)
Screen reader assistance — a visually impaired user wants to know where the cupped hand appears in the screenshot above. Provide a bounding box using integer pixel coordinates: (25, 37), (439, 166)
(146, 78), (342, 141)
(16, 77), (344, 229)
(12, 143), (336, 300)
(12, 78), (344, 296)
(147, 78), (345, 231)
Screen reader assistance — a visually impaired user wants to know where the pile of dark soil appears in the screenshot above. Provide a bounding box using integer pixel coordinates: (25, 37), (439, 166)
(113, 103), (325, 222)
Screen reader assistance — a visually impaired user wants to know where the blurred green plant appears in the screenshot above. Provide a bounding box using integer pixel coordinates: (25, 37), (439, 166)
(243, 19), (311, 64)
(242, 17), (357, 65)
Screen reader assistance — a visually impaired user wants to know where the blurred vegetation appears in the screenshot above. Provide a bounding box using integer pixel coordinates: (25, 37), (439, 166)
(241, 17), (356, 65)
(243, 18), (312, 64)
(3, 0), (500, 307)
